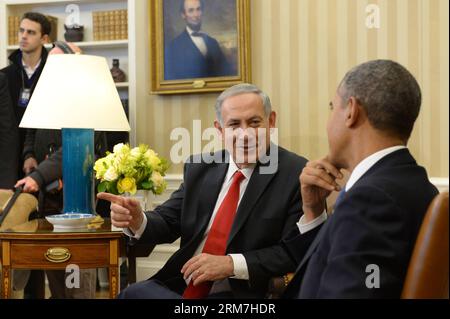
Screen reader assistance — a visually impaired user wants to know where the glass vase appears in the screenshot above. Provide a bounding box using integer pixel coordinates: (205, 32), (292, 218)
(123, 190), (149, 212)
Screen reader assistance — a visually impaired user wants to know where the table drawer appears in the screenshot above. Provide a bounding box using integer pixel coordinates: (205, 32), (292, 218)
(10, 241), (110, 269)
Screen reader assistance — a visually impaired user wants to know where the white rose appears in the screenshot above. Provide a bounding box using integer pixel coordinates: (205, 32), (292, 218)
(130, 147), (141, 158)
(145, 150), (161, 169)
(113, 143), (125, 154)
(151, 171), (164, 187)
(104, 166), (118, 181)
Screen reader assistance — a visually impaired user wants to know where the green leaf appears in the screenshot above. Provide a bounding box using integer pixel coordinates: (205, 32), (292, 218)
(159, 158), (170, 173)
(98, 181), (108, 193)
(141, 181), (152, 190)
(107, 182), (119, 195)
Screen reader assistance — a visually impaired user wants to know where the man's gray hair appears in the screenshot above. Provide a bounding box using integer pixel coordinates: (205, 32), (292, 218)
(339, 59), (422, 141)
(215, 83), (272, 124)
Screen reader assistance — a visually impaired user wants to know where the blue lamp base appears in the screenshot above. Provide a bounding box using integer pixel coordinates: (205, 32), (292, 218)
(62, 128), (95, 215)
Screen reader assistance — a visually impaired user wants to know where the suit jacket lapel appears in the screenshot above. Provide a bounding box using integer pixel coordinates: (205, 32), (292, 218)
(183, 30), (207, 61)
(194, 162), (228, 238)
(227, 164), (276, 246)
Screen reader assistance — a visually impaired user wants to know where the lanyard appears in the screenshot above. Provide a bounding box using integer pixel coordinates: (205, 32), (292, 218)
(21, 66), (39, 91)
(18, 68), (39, 108)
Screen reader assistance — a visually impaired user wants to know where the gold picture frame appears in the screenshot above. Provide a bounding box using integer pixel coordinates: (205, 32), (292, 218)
(149, 0), (251, 94)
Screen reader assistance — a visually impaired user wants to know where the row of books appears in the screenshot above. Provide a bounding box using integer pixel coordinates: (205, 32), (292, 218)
(8, 16), (20, 45)
(93, 9), (128, 41)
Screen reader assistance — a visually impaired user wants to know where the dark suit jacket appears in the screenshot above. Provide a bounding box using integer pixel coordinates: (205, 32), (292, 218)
(0, 73), (19, 188)
(164, 30), (234, 80)
(0, 48), (48, 179)
(283, 149), (438, 299)
(135, 147), (308, 298)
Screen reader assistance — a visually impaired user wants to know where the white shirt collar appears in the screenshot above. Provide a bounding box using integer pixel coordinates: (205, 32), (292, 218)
(22, 58), (41, 79)
(186, 26), (203, 36)
(186, 26), (208, 56)
(225, 156), (255, 184)
(345, 145), (407, 191)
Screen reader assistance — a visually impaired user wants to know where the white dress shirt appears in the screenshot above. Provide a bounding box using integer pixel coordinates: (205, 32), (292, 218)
(186, 26), (208, 57)
(297, 146), (407, 234)
(125, 157), (255, 292)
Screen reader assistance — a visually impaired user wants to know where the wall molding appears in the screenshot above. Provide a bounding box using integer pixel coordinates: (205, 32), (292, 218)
(430, 177), (449, 192)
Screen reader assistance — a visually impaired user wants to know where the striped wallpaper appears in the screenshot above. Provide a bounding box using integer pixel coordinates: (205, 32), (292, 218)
(136, 0), (449, 177)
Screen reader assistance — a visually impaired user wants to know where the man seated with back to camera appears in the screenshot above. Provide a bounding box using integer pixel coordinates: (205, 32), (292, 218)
(282, 60), (439, 299)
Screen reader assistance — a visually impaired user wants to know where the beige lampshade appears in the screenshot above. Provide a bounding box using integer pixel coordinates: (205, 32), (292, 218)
(20, 54), (130, 131)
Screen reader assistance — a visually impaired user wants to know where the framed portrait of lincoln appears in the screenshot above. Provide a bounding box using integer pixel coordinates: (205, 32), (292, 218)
(150, 0), (251, 94)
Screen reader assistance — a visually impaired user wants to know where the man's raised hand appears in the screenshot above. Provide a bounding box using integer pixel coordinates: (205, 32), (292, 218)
(97, 192), (144, 232)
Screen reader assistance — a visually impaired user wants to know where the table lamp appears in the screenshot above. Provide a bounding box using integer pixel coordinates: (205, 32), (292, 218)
(19, 54), (130, 225)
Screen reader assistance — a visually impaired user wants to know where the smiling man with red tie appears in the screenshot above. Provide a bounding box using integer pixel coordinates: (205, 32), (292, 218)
(98, 83), (309, 299)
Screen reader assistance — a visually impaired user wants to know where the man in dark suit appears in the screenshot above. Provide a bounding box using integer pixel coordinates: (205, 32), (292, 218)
(164, 0), (234, 80)
(1, 13), (51, 180)
(98, 83), (308, 298)
(282, 60), (439, 299)
(0, 73), (19, 189)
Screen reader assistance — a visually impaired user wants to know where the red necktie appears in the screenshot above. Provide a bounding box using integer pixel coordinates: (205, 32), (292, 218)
(183, 171), (245, 299)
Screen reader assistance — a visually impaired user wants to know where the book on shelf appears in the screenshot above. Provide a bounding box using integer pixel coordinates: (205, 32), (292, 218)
(92, 9), (128, 41)
(8, 16), (20, 46)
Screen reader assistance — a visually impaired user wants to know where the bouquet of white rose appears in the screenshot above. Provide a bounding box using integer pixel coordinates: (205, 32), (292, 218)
(94, 143), (169, 195)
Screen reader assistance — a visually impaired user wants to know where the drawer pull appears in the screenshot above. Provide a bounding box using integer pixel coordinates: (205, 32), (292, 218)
(44, 247), (71, 263)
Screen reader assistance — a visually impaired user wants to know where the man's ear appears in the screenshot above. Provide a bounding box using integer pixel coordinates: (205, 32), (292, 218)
(214, 120), (224, 138)
(268, 111), (276, 128)
(41, 34), (49, 44)
(345, 97), (361, 128)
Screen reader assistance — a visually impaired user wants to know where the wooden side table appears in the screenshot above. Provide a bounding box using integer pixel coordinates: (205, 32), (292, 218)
(0, 218), (124, 299)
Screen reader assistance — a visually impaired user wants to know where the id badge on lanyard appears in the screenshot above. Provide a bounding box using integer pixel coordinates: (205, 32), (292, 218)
(18, 88), (31, 108)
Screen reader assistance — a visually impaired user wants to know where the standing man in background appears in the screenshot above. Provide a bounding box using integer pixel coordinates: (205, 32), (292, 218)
(1, 12), (51, 299)
(0, 12), (51, 179)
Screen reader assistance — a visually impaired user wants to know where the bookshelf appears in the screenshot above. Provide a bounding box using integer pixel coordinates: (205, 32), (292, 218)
(0, 0), (137, 145)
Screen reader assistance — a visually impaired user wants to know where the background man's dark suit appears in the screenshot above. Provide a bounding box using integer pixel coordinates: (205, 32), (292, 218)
(133, 147), (308, 298)
(1, 48), (48, 179)
(165, 30), (233, 80)
(0, 73), (19, 188)
(283, 149), (438, 298)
